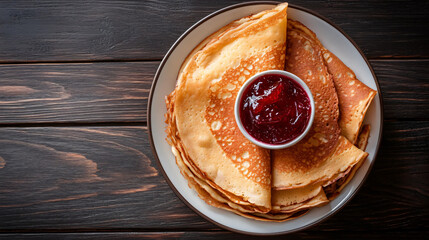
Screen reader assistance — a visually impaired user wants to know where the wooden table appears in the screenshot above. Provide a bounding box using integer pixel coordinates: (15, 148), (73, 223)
(0, 0), (427, 239)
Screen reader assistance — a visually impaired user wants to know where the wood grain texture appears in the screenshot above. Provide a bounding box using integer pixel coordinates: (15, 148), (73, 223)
(0, 231), (427, 240)
(0, 60), (427, 124)
(372, 60), (429, 120)
(0, 62), (156, 124)
(0, 122), (427, 231)
(0, 127), (212, 230)
(0, 0), (427, 238)
(0, 0), (427, 62)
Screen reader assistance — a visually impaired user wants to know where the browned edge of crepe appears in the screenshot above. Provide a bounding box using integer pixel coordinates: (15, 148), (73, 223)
(324, 125), (371, 199)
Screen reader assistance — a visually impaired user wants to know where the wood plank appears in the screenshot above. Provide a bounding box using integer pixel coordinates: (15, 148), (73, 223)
(0, 126), (213, 230)
(0, 62), (156, 124)
(0, 231), (427, 239)
(0, 60), (427, 124)
(372, 60), (429, 120)
(0, 0), (427, 62)
(0, 121), (427, 231)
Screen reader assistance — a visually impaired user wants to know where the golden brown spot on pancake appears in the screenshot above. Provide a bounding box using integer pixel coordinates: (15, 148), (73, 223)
(243, 161), (250, 168)
(210, 85), (220, 92)
(205, 45), (285, 186)
(211, 77), (222, 84)
(198, 134), (212, 148)
(319, 75), (326, 84)
(220, 92), (232, 99)
(226, 83), (236, 91)
(211, 121), (222, 131)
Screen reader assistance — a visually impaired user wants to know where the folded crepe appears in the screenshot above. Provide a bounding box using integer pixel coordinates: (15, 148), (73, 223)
(272, 20), (368, 191)
(324, 125), (371, 199)
(287, 21), (377, 144)
(271, 21), (375, 209)
(166, 3), (289, 219)
(285, 21), (376, 198)
(271, 124), (370, 213)
(271, 184), (328, 213)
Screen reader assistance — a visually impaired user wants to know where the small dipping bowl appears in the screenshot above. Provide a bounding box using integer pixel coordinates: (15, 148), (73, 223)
(234, 70), (315, 150)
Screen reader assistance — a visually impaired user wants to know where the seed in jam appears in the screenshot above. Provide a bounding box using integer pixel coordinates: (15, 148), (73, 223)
(239, 74), (311, 145)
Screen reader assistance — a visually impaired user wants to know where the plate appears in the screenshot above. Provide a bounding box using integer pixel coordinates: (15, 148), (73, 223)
(148, 1), (383, 235)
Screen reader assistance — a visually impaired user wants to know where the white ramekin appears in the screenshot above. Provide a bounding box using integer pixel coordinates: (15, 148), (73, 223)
(234, 70), (315, 150)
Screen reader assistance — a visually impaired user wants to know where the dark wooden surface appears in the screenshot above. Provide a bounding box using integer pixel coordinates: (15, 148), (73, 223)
(0, 0), (428, 239)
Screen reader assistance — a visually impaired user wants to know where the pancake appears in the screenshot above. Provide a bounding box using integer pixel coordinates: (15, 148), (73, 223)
(174, 144), (296, 221)
(285, 22), (375, 198)
(271, 184), (328, 213)
(166, 3), (288, 215)
(324, 125), (371, 199)
(273, 189), (328, 213)
(286, 21), (376, 143)
(173, 143), (274, 217)
(323, 51), (376, 143)
(272, 20), (368, 190)
(356, 125), (371, 151)
(335, 125), (371, 193)
(273, 184), (323, 207)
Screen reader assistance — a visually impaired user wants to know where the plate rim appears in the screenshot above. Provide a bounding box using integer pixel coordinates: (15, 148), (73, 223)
(147, 1), (384, 235)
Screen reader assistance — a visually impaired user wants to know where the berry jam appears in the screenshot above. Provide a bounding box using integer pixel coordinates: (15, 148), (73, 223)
(239, 74), (311, 145)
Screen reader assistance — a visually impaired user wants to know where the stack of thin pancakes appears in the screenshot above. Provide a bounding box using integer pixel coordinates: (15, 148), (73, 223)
(165, 3), (376, 221)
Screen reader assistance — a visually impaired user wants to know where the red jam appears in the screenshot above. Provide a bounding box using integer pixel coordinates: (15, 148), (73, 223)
(239, 74), (311, 145)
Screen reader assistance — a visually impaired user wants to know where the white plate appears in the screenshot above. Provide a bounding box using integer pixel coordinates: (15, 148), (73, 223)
(148, 1), (383, 235)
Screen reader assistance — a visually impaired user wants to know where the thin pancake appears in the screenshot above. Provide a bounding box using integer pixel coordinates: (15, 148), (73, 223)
(323, 51), (376, 144)
(273, 190), (328, 213)
(336, 125), (371, 192)
(272, 184), (323, 207)
(324, 125), (371, 199)
(272, 20), (367, 189)
(167, 93), (265, 212)
(271, 184), (328, 214)
(287, 21), (376, 143)
(173, 145), (264, 213)
(172, 103), (307, 221)
(356, 125), (371, 151)
(167, 3), (288, 213)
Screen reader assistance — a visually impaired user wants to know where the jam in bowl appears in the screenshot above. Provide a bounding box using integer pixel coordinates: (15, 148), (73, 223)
(234, 70), (315, 149)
